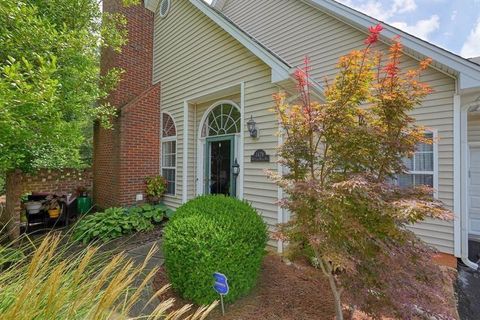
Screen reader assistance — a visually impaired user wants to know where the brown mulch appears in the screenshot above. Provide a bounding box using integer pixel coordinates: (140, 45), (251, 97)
(153, 254), (459, 320)
(153, 254), (337, 320)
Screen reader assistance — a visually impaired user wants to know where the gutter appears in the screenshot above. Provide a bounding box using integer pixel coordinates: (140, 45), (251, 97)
(455, 88), (479, 270)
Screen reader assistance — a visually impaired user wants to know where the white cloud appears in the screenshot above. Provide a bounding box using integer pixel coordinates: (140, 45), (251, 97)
(339, 0), (417, 21)
(450, 10), (457, 21)
(393, 0), (417, 14)
(391, 15), (440, 41)
(461, 18), (480, 58)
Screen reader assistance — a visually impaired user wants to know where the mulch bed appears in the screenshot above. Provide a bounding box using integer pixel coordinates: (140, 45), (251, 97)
(153, 254), (459, 320)
(153, 254), (337, 320)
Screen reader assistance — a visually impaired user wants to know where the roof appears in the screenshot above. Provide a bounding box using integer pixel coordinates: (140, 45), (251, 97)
(470, 57), (480, 66)
(301, 0), (480, 91)
(212, 0), (480, 91)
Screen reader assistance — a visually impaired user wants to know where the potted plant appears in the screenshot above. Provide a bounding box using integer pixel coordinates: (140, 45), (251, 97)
(44, 195), (61, 219)
(24, 201), (42, 214)
(145, 176), (167, 204)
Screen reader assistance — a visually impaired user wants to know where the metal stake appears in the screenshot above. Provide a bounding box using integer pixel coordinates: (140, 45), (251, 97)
(220, 294), (225, 316)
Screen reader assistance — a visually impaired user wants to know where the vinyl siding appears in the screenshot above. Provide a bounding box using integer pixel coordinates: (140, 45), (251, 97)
(221, 0), (456, 254)
(153, 0), (280, 234)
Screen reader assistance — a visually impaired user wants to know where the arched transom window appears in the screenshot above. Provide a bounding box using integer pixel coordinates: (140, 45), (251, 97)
(161, 113), (176, 195)
(201, 103), (241, 138)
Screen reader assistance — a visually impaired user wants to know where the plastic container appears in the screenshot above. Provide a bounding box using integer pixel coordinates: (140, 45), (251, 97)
(76, 197), (92, 214)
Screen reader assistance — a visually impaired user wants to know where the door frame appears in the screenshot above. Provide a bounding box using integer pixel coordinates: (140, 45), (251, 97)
(204, 135), (236, 196)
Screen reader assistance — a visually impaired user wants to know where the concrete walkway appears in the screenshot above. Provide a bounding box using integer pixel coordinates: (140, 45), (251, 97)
(126, 240), (164, 317)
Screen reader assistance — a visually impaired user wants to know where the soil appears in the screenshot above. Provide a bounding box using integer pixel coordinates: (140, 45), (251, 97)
(153, 254), (459, 320)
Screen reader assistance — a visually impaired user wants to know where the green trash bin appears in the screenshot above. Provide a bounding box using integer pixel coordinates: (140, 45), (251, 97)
(77, 197), (92, 215)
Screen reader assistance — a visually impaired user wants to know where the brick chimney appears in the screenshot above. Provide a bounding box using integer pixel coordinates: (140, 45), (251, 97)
(94, 0), (160, 208)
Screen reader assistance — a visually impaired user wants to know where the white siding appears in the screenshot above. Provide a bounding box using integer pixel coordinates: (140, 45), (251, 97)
(153, 0), (280, 233)
(221, 0), (456, 253)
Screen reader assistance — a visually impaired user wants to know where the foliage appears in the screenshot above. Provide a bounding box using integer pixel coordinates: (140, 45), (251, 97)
(0, 246), (24, 268)
(73, 204), (170, 244)
(0, 0), (139, 173)
(163, 195), (268, 305)
(270, 26), (454, 319)
(0, 174), (4, 195)
(0, 234), (216, 319)
(145, 176), (168, 200)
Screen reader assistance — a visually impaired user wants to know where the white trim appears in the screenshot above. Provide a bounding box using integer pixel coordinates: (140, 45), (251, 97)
(196, 100), (242, 197)
(398, 129), (438, 198)
(182, 101), (189, 203)
(197, 100), (241, 139)
(460, 95), (479, 269)
(454, 94), (461, 257)
(160, 112), (178, 197)
(277, 127), (284, 254)
(239, 83), (245, 200)
(303, 0), (480, 91)
(144, 0), (161, 12)
(189, 0), (291, 84)
(159, 0), (171, 18)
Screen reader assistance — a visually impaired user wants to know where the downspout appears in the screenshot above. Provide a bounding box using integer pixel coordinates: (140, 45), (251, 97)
(455, 82), (479, 270)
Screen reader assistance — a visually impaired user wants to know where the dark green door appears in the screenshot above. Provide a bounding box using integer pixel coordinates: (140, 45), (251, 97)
(205, 135), (235, 196)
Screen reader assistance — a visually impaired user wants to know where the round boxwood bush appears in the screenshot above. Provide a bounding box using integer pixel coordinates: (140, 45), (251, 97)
(163, 195), (268, 305)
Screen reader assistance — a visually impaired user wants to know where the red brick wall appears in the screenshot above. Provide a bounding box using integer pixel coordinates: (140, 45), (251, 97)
(94, 0), (160, 208)
(3, 169), (92, 238)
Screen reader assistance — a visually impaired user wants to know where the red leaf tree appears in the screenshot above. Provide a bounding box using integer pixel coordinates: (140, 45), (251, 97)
(270, 25), (454, 320)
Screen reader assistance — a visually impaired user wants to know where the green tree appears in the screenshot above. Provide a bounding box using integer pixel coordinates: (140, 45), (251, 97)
(271, 26), (454, 319)
(0, 0), (136, 174)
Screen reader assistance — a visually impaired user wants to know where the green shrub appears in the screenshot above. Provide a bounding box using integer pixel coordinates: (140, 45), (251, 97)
(163, 195), (268, 305)
(73, 204), (171, 243)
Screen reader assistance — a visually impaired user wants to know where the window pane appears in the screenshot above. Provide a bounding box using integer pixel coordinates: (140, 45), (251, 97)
(415, 152), (433, 171)
(162, 168), (175, 195)
(397, 174), (413, 187)
(413, 174), (433, 187)
(162, 141), (176, 167)
(403, 157), (414, 171)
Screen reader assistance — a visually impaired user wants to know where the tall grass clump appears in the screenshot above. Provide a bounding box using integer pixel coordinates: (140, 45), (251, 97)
(0, 234), (216, 319)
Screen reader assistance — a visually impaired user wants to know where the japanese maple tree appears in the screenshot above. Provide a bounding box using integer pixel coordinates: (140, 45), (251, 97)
(271, 25), (454, 319)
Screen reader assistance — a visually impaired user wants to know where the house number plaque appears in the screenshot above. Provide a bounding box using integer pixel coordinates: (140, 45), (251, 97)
(251, 149), (270, 162)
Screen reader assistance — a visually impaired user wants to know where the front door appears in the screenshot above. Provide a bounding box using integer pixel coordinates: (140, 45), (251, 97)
(205, 136), (235, 196)
(469, 146), (480, 235)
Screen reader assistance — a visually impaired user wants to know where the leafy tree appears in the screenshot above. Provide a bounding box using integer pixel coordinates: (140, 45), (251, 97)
(271, 25), (454, 319)
(0, 0), (138, 174)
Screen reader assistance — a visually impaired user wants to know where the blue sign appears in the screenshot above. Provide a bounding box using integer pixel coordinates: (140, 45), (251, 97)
(213, 272), (229, 295)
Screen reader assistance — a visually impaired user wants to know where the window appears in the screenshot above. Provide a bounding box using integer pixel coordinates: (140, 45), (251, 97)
(397, 131), (436, 191)
(201, 103), (241, 138)
(161, 113), (176, 195)
(159, 0), (171, 18)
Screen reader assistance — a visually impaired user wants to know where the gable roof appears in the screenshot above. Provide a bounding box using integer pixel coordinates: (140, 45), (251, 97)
(213, 0), (480, 92)
(146, 0), (293, 84)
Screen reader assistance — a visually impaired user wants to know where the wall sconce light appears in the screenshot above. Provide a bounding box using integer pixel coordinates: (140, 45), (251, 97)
(247, 115), (258, 138)
(232, 159), (240, 177)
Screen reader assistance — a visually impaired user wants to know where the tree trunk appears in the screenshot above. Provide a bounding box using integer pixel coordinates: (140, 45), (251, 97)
(326, 272), (344, 320)
(318, 257), (344, 320)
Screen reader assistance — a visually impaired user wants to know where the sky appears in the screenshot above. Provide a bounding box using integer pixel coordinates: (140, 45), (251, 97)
(204, 0), (480, 59)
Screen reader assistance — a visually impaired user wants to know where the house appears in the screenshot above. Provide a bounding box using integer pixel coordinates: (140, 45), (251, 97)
(94, 0), (480, 268)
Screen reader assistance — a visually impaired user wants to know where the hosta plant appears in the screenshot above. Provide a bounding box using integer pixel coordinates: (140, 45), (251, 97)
(73, 204), (171, 244)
